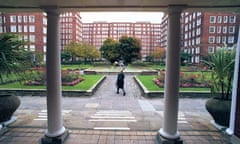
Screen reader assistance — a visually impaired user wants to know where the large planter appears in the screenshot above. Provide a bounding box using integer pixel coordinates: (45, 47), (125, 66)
(205, 98), (231, 127)
(0, 94), (21, 123)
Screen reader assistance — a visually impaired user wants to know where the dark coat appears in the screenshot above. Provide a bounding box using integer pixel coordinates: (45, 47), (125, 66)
(116, 73), (124, 88)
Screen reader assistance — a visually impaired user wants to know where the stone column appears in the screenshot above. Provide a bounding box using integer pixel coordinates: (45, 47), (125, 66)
(157, 6), (183, 144)
(41, 9), (68, 144)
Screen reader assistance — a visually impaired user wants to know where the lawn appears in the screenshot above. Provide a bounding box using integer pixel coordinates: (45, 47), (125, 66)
(0, 75), (104, 91)
(136, 75), (211, 92)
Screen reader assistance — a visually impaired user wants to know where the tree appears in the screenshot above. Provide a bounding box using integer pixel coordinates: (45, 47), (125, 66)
(64, 42), (79, 62)
(0, 33), (31, 82)
(180, 51), (191, 65)
(118, 36), (141, 63)
(152, 47), (165, 62)
(100, 38), (120, 63)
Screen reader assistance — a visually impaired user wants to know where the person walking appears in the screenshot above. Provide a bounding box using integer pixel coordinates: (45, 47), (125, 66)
(116, 69), (126, 96)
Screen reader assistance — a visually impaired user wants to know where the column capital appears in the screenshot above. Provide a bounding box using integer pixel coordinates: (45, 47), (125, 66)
(167, 5), (186, 14)
(41, 6), (62, 15)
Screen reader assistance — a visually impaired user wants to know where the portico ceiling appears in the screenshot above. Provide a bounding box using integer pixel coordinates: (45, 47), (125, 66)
(0, 0), (240, 12)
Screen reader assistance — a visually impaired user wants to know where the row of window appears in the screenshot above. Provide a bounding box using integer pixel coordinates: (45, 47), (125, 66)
(209, 36), (234, 44)
(184, 37), (201, 47)
(210, 16), (236, 24)
(184, 12), (202, 23)
(209, 26), (235, 34)
(10, 25), (35, 33)
(184, 28), (201, 39)
(10, 15), (35, 23)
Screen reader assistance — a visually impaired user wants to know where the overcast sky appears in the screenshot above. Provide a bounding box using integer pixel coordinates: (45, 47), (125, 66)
(80, 12), (164, 23)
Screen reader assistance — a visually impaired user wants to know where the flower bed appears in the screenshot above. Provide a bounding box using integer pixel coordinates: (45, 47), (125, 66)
(24, 68), (85, 86)
(153, 71), (210, 88)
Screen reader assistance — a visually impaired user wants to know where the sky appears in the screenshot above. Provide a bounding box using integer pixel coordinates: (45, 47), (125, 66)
(80, 12), (164, 23)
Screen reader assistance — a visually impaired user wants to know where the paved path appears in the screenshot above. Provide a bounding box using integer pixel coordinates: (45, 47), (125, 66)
(0, 75), (231, 144)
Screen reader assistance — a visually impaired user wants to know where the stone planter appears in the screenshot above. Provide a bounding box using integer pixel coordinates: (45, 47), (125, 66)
(0, 94), (20, 123)
(205, 98), (231, 127)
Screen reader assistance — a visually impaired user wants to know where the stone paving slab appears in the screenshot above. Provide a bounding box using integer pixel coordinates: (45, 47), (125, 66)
(0, 127), (230, 144)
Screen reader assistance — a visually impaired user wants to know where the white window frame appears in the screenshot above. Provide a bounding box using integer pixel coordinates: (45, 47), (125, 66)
(223, 16), (228, 23)
(29, 25), (35, 32)
(10, 25), (17, 32)
(228, 36), (234, 44)
(217, 16), (222, 23)
(217, 26), (221, 33)
(210, 16), (216, 23)
(18, 25), (22, 32)
(208, 46), (214, 53)
(229, 16), (236, 23)
(10, 16), (16, 23)
(222, 36), (227, 44)
(18, 16), (22, 22)
(209, 36), (215, 43)
(223, 26), (227, 33)
(216, 36), (221, 43)
(229, 26), (235, 34)
(209, 26), (215, 33)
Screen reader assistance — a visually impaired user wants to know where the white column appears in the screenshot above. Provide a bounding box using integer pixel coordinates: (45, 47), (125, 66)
(226, 25), (240, 135)
(45, 9), (66, 137)
(159, 7), (182, 139)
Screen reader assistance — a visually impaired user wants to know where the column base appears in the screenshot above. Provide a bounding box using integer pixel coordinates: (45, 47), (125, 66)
(156, 133), (183, 144)
(40, 129), (69, 144)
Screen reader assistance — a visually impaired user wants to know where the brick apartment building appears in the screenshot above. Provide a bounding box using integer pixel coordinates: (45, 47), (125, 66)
(0, 12), (47, 61)
(0, 12), (82, 61)
(82, 22), (161, 59)
(160, 12), (240, 64)
(60, 12), (82, 50)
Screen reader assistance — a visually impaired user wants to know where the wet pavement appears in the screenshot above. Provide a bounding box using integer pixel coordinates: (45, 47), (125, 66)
(0, 74), (231, 144)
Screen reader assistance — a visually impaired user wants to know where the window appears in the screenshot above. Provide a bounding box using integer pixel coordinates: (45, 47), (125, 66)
(197, 19), (201, 26)
(208, 46), (214, 53)
(18, 16), (22, 22)
(29, 16), (35, 23)
(0, 17), (2, 23)
(196, 28), (201, 35)
(209, 26), (215, 33)
(30, 45), (35, 51)
(29, 25), (35, 32)
(10, 16), (16, 23)
(222, 36), (226, 43)
(23, 16), (28, 23)
(217, 26), (221, 33)
(43, 36), (47, 43)
(229, 16), (236, 23)
(29, 35), (35, 42)
(18, 25), (22, 32)
(223, 26), (227, 33)
(209, 36), (215, 43)
(217, 16), (222, 23)
(43, 27), (47, 34)
(210, 16), (216, 23)
(196, 37), (201, 44)
(24, 25), (28, 32)
(196, 47), (200, 54)
(229, 26), (235, 33)
(195, 56), (200, 63)
(10, 25), (16, 32)
(0, 26), (2, 33)
(223, 16), (228, 23)
(228, 36), (234, 43)
(216, 36), (221, 43)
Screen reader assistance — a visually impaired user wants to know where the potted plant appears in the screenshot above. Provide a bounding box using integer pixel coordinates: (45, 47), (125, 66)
(203, 45), (236, 127)
(0, 33), (30, 123)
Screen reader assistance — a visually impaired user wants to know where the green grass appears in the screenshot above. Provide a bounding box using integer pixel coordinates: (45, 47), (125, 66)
(0, 75), (104, 91)
(136, 75), (210, 92)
